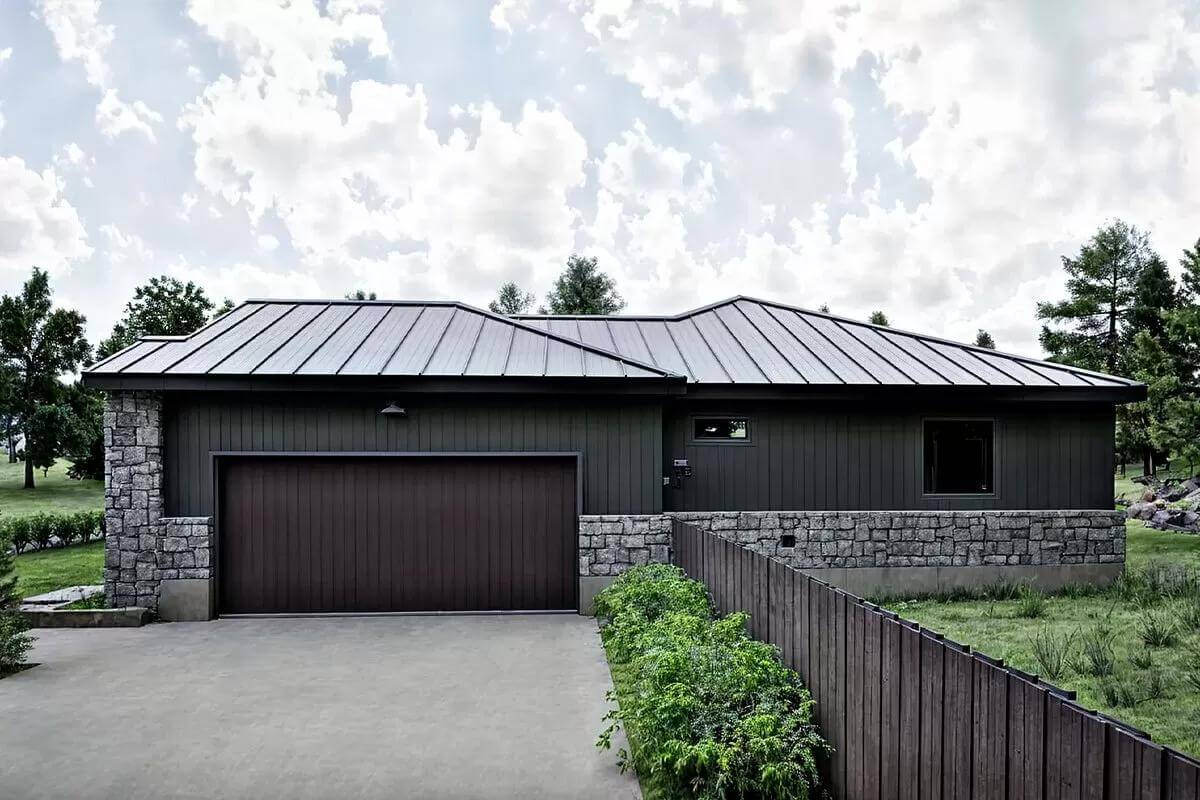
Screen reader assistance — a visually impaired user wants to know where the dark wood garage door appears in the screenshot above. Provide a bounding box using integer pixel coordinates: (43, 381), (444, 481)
(218, 456), (577, 614)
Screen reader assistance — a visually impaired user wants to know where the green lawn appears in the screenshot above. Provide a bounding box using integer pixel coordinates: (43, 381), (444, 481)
(603, 650), (673, 800)
(12, 540), (105, 599)
(0, 458), (103, 518)
(883, 520), (1200, 758)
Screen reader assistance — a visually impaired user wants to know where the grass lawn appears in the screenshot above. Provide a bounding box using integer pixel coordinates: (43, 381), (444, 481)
(882, 520), (1200, 759)
(12, 540), (105, 600)
(0, 458), (103, 518)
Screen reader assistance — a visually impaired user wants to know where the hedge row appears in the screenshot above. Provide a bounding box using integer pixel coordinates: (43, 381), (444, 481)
(595, 564), (828, 800)
(2, 510), (104, 554)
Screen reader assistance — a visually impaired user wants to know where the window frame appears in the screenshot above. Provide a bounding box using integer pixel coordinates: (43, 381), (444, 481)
(921, 417), (997, 497)
(688, 414), (754, 446)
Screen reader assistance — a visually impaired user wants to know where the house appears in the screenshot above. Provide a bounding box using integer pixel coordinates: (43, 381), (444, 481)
(82, 296), (1142, 620)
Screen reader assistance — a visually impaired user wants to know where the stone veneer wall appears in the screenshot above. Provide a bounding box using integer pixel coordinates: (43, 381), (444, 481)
(667, 510), (1127, 570)
(578, 515), (672, 577)
(104, 389), (214, 610)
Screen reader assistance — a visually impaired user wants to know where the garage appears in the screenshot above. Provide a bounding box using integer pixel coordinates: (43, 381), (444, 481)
(218, 455), (578, 614)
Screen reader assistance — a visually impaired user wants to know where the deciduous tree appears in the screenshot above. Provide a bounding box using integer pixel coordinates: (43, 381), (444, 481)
(489, 282), (535, 315)
(542, 255), (625, 315)
(98, 276), (228, 358)
(0, 268), (90, 489)
(974, 330), (996, 349)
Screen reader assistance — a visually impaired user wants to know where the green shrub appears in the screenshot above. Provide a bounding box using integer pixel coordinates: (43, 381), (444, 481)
(1137, 609), (1179, 648)
(594, 564), (712, 663)
(1177, 594), (1200, 633)
(1013, 586), (1047, 619)
(1073, 625), (1116, 677)
(0, 528), (34, 676)
(0, 510), (103, 552)
(1030, 626), (1074, 680)
(1142, 669), (1171, 702)
(1098, 675), (1140, 708)
(1130, 648), (1155, 670)
(595, 566), (827, 800)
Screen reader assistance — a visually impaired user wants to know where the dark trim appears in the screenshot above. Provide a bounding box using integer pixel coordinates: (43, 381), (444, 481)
(84, 373), (687, 396)
(681, 383), (1145, 403)
(210, 450), (585, 618)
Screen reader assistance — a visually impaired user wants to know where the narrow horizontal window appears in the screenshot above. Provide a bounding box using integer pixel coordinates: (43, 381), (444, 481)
(924, 420), (994, 494)
(693, 417), (749, 441)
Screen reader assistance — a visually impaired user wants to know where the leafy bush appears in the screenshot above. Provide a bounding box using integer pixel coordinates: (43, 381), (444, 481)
(0, 510), (103, 552)
(1137, 609), (1179, 648)
(1013, 586), (1047, 619)
(595, 566), (827, 800)
(0, 528), (34, 676)
(594, 564), (712, 663)
(1030, 626), (1074, 680)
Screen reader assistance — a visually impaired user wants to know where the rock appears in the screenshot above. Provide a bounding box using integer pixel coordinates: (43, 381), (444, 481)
(1142, 489), (1158, 503)
(1125, 501), (1158, 521)
(1151, 509), (1173, 528)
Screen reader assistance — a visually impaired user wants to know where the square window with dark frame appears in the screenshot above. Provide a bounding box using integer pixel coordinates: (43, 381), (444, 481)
(693, 417), (749, 441)
(924, 420), (994, 494)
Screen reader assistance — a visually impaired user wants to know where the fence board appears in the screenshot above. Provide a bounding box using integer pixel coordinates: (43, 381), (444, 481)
(667, 521), (1200, 800)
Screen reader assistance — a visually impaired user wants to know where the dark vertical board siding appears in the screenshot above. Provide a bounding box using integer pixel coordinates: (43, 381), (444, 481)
(665, 400), (1114, 511)
(165, 394), (662, 516)
(671, 521), (1200, 800)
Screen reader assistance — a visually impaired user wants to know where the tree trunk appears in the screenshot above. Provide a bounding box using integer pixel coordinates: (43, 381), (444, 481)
(23, 450), (34, 489)
(4, 418), (14, 463)
(1143, 447), (1152, 477)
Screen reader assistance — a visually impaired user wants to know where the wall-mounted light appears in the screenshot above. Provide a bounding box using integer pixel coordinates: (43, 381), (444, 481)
(379, 402), (408, 418)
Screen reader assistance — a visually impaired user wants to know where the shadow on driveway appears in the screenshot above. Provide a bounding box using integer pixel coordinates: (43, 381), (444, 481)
(0, 615), (640, 800)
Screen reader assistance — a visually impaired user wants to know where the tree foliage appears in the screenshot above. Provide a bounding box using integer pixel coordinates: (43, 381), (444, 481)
(974, 329), (996, 349)
(868, 310), (890, 326)
(0, 268), (90, 489)
(0, 521), (34, 675)
(542, 255), (625, 315)
(488, 282), (535, 315)
(98, 276), (228, 358)
(1038, 220), (1157, 375)
(345, 289), (377, 300)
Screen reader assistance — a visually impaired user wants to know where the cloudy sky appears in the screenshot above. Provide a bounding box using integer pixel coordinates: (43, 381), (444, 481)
(1, 1), (1198, 356)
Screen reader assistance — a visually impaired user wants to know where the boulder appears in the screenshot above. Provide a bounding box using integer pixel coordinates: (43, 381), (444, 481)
(1151, 509), (1173, 527)
(1125, 501), (1160, 521)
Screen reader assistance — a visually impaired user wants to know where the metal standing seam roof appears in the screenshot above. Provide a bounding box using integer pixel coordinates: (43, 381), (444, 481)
(86, 300), (675, 380)
(86, 295), (1141, 391)
(515, 296), (1142, 389)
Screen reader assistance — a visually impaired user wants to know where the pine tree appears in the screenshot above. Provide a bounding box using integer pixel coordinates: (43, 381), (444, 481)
(868, 311), (890, 327)
(1037, 220), (1156, 375)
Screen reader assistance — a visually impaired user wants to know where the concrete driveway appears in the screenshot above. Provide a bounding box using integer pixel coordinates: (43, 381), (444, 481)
(0, 615), (639, 800)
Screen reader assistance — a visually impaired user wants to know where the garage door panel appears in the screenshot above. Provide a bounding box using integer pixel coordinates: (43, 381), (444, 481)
(219, 456), (577, 613)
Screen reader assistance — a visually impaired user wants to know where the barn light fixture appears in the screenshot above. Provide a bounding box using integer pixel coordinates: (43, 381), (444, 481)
(379, 402), (408, 418)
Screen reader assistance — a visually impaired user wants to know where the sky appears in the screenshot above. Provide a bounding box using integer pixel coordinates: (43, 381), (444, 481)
(0, 0), (1198, 358)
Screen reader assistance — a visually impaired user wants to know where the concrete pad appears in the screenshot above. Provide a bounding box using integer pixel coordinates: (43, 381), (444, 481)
(20, 585), (104, 606)
(0, 616), (640, 800)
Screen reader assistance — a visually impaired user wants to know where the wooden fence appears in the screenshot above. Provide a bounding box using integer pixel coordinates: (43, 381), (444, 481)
(671, 519), (1200, 800)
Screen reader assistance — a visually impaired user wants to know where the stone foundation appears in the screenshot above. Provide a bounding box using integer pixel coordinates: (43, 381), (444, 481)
(577, 515), (672, 577)
(668, 510), (1127, 570)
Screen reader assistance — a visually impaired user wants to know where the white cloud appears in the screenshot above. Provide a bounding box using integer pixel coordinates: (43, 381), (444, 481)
(0, 156), (92, 275)
(99, 222), (152, 263)
(256, 233), (279, 252)
(182, 0), (588, 304)
(0, 47), (11, 64)
(36, 0), (162, 140)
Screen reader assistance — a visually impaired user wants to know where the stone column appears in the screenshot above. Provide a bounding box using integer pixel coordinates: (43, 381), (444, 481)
(103, 390), (164, 609)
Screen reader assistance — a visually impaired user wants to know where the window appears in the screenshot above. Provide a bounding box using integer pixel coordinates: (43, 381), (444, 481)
(924, 419), (994, 494)
(693, 417), (749, 441)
